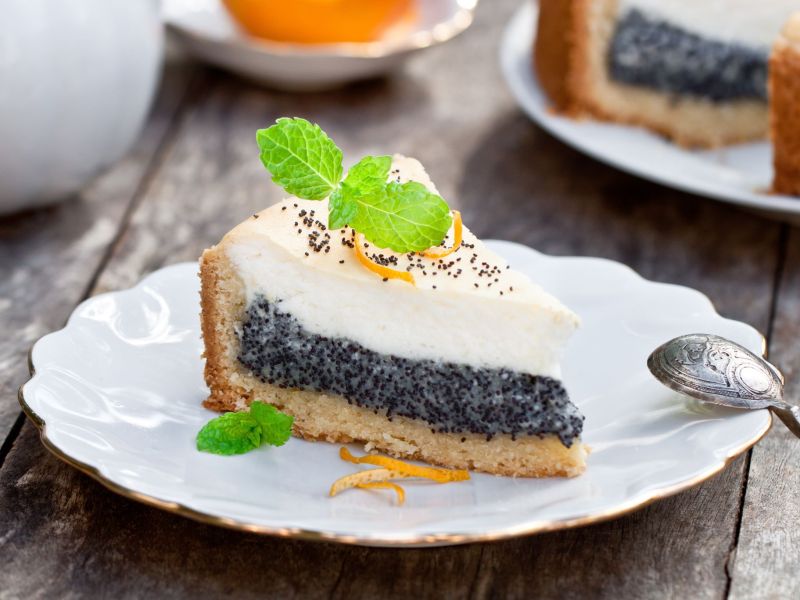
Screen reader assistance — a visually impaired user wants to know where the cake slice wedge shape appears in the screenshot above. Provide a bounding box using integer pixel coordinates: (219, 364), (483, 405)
(200, 156), (586, 477)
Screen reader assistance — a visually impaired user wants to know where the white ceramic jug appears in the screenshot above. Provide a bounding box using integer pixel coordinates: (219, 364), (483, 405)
(0, 0), (164, 214)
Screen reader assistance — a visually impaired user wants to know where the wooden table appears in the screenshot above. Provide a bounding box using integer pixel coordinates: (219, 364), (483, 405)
(2, 2), (798, 597)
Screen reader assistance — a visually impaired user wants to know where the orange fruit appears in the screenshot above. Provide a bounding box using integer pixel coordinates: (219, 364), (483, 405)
(223, 0), (416, 44)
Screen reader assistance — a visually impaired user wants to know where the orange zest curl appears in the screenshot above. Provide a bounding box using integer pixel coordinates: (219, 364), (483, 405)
(423, 210), (462, 259)
(329, 468), (409, 497)
(353, 232), (415, 285)
(329, 448), (470, 505)
(356, 482), (406, 505)
(339, 447), (470, 483)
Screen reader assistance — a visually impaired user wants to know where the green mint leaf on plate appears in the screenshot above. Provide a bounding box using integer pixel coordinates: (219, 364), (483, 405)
(257, 117), (343, 200)
(349, 181), (453, 252)
(328, 155), (391, 230)
(196, 412), (262, 455)
(196, 402), (294, 455)
(250, 401), (294, 447)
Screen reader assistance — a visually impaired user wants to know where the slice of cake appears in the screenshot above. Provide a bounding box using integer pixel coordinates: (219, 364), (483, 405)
(200, 120), (586, 477)
(535, 0), (797, 147)
(771, 13), (800, 196)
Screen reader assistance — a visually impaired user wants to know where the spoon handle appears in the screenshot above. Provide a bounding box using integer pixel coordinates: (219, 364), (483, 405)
(770, 403), (800, 438)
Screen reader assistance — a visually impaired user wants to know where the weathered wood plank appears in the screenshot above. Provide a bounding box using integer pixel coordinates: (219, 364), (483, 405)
(0, 1), (788, 598)
(0, 64), (194, 446)
(467, 460), (750, 599)
(728, 225), (800, 600)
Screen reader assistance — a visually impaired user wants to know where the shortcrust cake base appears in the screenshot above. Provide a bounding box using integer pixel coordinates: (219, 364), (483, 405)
(200, 239), (587, 478)
(205, 381), (588, 478)
(535, 0), (768, 148)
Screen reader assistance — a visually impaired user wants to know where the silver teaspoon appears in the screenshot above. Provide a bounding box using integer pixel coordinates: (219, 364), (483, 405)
(647, 333), (800, 438)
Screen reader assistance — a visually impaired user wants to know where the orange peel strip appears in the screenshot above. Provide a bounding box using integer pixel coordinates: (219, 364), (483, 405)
(353, 232), (415, 285)
(329, 468), (410, 498)
(423, 211), (462, 259)
(356, 482), (406, 505)
(339, 447), (470, 483)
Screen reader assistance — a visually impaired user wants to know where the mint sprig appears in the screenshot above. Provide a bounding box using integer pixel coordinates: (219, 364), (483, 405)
(197, 401), (294, 456)
(256, 118), (453, 253)
(257, 118), (343, 200)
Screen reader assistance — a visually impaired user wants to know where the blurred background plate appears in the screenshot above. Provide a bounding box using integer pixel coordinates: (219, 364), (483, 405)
(164, 0), (477, 90)
(500, 2), (800, 223)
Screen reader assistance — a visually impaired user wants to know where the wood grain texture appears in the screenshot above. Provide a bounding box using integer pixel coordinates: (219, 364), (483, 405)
(0, 0), (794, 598)
(728, 226), (800, 600)
(0, 64), (193, 446)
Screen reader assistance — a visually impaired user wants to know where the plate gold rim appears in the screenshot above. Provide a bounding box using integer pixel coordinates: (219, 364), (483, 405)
(17, 337), (773, 548)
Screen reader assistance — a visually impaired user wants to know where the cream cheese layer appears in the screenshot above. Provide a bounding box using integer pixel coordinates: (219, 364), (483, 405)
(620, 0), (797, 47)
(223, 156), (579, 378)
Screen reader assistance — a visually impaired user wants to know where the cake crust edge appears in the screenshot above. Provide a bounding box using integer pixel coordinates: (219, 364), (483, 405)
(771, 14), (800, 196)
(199, 241), (587, 478)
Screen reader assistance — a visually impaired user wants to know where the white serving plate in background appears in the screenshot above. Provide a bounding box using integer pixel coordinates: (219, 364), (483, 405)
(164, 0), (477, 90)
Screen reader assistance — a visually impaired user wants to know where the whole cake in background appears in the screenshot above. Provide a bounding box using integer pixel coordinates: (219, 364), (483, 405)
(201, 118), (587, 478)
(535, 0), (798, 147)
(770, 13), (800, 196)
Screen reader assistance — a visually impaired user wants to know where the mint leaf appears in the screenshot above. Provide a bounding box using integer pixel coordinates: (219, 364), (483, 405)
(328, 185), (358, 231)
(257, 117), (343, 200)
(196, 402), (294, 456)
(250, 401), (294, 447)
(344, 155), (393, 192)
(349, 181), (453, 252)
(329, 155), (391, 229)
(196, 412), (262, 455)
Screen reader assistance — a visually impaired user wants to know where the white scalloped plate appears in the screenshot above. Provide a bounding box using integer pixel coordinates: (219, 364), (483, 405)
(500, 2), (800, 222)
(20, 241), (771, 547)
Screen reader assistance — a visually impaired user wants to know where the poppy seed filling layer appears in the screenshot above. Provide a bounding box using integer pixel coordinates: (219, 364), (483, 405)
(609, 9), (768, 102)
(237, 295), (584, 447)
